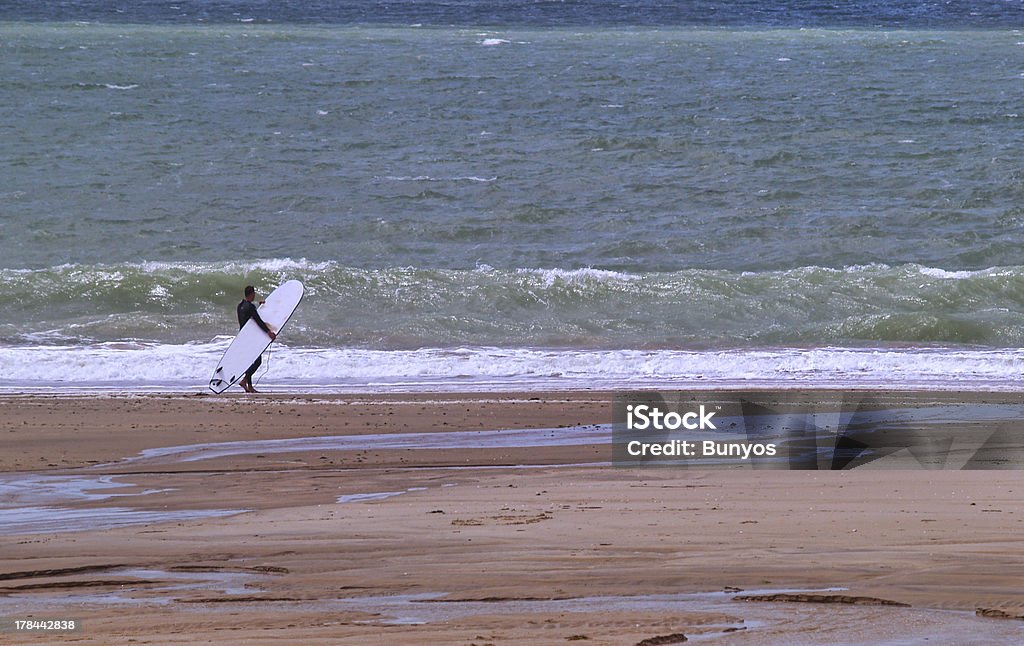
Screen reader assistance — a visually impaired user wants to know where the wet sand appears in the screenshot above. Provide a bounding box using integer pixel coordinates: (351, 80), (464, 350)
(2, 392), (1024, 644)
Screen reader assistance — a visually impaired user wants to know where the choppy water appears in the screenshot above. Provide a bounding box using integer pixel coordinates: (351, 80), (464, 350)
(6, 260), (1024, 348)
(3, 3), (1024, 389)
(5, 1), (1024, 27)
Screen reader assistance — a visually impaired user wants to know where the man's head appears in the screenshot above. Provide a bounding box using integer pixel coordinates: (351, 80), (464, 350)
(244, 285), (256, 302)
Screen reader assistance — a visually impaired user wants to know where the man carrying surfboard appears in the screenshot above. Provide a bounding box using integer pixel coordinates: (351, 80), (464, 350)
(237, 285), (276, 393)
(209, 280), (303, 394)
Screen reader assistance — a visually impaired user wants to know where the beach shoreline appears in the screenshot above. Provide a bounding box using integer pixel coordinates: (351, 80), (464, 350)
(2, 391), (1023, 643)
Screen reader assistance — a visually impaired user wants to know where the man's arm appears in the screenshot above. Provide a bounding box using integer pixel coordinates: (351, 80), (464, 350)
(248, 303), (277, 341)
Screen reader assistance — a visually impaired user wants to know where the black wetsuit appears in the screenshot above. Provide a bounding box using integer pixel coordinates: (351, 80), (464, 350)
(238, 299), (272, 379)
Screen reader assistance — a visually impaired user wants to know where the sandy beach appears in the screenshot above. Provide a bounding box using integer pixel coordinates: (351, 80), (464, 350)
(1, 391), (1023, 644)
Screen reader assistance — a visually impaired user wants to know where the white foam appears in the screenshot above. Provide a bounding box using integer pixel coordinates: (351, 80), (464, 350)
(480, 38), (510, 46)
(135, 257), (336, 274)
(4, 260), (1018, 290)
(917, 266), (984, 279)
(148, 284), (170, 300)
(0, 344), (1023, 393)
(513, 267), (643, 286)
(382, 175), (497, 182)
(0, 257), (337, 277)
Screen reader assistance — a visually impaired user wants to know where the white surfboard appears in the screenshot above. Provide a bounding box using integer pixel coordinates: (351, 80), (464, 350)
(209, 280), (304, 393)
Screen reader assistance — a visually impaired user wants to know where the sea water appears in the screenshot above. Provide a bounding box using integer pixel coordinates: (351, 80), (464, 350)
(3, 2), (1024, 391)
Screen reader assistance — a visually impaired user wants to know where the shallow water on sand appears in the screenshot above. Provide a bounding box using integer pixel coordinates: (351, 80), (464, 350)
(0, 473), (246, 535)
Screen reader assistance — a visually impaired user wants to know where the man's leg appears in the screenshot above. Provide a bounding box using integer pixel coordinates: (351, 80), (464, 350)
(242, 356), (262, 393)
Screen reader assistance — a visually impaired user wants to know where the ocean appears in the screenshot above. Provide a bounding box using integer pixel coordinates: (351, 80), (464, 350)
(3, 2), (1024, 391)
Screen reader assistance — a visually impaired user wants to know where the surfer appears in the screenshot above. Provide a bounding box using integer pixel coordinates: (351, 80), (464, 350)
(237, 285), (277, 393)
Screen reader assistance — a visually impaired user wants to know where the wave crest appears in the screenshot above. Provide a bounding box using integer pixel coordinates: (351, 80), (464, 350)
(3, 260), (1024, 348)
